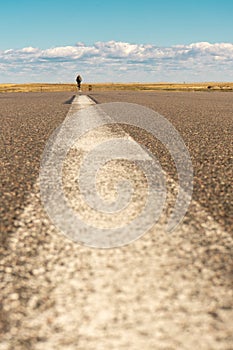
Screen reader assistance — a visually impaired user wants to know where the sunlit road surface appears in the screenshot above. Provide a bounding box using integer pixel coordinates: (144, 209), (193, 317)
(1, 92), (232, 349)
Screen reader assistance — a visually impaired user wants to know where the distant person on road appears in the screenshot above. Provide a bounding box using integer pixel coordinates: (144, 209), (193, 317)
(76, 74), (82, 91)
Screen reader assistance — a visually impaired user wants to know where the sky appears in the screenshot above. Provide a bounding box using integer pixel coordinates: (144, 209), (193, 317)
(0, 0), (233, 83)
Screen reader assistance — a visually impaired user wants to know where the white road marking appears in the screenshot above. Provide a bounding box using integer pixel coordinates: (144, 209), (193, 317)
(3, 94), (232, 349)
(67, 95), (95, 115)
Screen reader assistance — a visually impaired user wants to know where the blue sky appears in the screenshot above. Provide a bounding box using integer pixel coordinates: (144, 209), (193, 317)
(0, 0), (233, 82)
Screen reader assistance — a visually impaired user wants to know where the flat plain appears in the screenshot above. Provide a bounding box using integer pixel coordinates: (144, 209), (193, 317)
(0, 82), (233, 93)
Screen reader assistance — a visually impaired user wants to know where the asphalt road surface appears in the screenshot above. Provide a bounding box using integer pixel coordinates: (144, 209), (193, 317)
(0, 91), (232, 349)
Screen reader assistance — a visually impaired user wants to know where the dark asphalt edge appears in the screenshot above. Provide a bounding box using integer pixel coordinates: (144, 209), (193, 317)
(64, 95), (76, 104)
(87, 94), (100, 104)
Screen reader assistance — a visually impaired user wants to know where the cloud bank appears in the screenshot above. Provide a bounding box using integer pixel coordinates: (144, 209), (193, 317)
(0, 41), (233, 83)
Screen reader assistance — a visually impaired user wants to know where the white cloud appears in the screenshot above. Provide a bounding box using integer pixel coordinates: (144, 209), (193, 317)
(0, 41), (232, 82)
(20, 47), (39, 53)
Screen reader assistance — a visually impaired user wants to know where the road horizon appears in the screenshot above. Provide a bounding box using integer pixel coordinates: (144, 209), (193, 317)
(1, 82), (233, 94)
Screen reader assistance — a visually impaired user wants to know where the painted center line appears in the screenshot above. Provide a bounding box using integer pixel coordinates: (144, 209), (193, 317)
(4, 94), (232, 349)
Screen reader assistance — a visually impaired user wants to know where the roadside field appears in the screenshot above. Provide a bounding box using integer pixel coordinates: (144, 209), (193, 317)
(0, 82), (233, 93)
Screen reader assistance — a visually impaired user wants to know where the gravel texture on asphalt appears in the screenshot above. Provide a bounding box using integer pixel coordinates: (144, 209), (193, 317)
(89, 91), (233, 235)
(0, 92), (72, 243)
(0, 92), (72, 337)
(1, 92), (232, 350)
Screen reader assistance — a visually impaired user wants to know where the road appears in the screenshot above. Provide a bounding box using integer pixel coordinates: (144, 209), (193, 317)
(0, 91), (232, 349)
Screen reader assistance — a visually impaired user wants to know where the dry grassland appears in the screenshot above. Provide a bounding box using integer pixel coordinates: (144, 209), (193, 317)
(0, 82), (233, 93)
